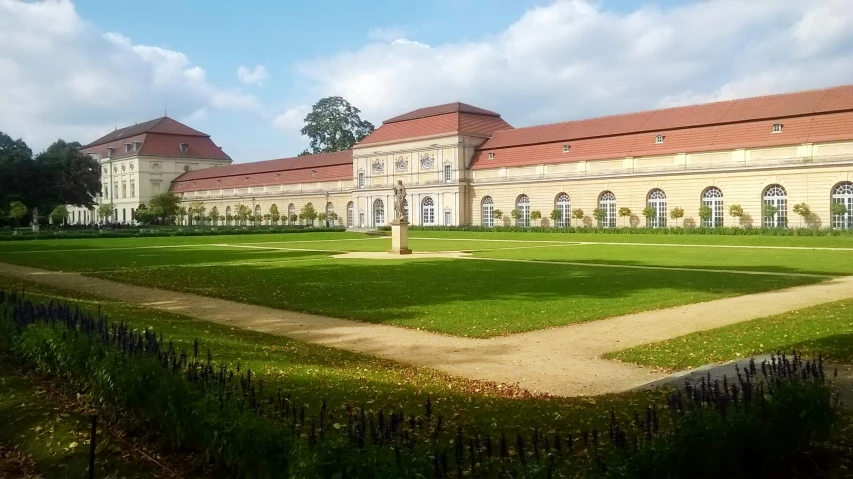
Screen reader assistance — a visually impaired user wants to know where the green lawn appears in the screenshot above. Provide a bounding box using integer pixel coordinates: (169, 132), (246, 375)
(1, 231), (847, 337)
(605, 298), (853, 371)
(0, 274), (667, 438)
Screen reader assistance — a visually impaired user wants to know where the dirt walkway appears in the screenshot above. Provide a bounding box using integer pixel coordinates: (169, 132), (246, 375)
(2, 262), (852, 397)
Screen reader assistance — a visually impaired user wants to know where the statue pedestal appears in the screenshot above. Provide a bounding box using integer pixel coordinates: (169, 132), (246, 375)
(32, 224), (39, 233)
(389, 219), (412, 255)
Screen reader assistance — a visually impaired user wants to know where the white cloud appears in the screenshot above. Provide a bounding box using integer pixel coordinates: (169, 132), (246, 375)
(0, 0), (259, 152)
(367, 26), (407, 43)
(293, 0), (853, 128)
(272, 105), (310, 132)
(237, 65), (270, 86)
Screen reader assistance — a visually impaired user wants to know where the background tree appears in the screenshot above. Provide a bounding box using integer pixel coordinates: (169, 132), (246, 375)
(510, 209), (520, 226)
(49, 205), (68, 225)
(572, 208), (584, 227)
(670, 207), (685, 227)
(618, 207), (632, 227)
(793, 203), (811, 227)
(0, 133), (36, 209)
(550, 209), (561, 227)
(831, 202), (848, 217)
(208, 206), (220, 226)
(300, 97), (375, 154)
(187, 201), (206, 226)
(133, 204), (154, 225)
(642, 206), (657, 227)
(530, 210), (542, 226)
(7, 201), (28, 227)
(148, 193), (181, 224)
(234, 204), (251, 226)
(300, 203), (318, 226)
(269, 204), (280, 225)
(493, 209), (503, 226)
(698, 205), (713, 226)
(97, 203), (115, 223)
(318, 212), (328, 227)
(593, 207), (606, 227)
(289, 213), (298, 224)
(35, 139), (101, 210)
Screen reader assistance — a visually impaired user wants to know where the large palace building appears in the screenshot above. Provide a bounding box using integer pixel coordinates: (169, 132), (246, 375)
(69, 84), (853, 229)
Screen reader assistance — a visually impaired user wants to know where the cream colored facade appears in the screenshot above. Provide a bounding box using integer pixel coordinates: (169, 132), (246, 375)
(67, 153), (229, 225)
(165, 138), (853, 230)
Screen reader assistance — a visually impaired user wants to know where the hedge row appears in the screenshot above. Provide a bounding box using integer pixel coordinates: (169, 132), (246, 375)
(378, 225), (853, 236)
(0, 227), (347, 241)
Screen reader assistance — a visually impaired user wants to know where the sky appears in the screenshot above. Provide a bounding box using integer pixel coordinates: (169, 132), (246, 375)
(0, 0), (851, 163)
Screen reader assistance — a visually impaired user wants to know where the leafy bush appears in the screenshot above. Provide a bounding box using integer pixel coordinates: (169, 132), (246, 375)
(0, 226), (346, 241)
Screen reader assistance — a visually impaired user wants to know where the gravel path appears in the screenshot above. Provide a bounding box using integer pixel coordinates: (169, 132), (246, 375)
(2, 261), (852, 396)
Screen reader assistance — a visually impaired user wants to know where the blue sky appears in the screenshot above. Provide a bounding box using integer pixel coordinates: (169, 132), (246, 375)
(1, 0), (851, 163)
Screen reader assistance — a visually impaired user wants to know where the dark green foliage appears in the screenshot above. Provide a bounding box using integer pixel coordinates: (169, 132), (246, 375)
(0, 226), (345, 241)
(300, 97), (375, 154)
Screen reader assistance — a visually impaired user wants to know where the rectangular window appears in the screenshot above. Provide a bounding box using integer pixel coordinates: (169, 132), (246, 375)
(655, 135), (665, 144)
(444, 210), (452, 226)
(358, 172), (365, 188)
(114, 182), (118, 198)
(444, 164), (452, 183)
(122, 182), (127, 198)
(772, 123), (783, 133)
(130, 181), (135, 197)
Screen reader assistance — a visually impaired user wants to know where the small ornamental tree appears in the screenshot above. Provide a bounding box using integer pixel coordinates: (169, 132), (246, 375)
(269, 204), (280, 225)
(234, 204), (251, 226)
(831, 202), (848, 217)
(328, 212), (339, 226)
(187, 201), (205, 226)
(97, 203), (115, 223)
(670, 207), (685, 227)
(49, 205), (68, 224)
(618, 207), (632, 227)
(642, 206), (657, 226)
(550, 209), (561, 226)
(698, 205), (713, 226)
(572, 208), (584, 227)
(510, 208), (519, 226)
(318, 212), (328, 226)
(263, 214), (272, 225)
(289, 213), (298, 224)
(8, 201), (28, 227)
(729, 204), (744, 219)
(792, 203), (811, 227)
(178, 206), (188, 226)
(208, 206), (220, 226)
(593, 207), (606, 227)
(300, 203), (318, 226)
(493, 209), (503, 221)
(225, 213), (234, 226)
(762, 204), (780, 224)
(531, 210), (542, 226)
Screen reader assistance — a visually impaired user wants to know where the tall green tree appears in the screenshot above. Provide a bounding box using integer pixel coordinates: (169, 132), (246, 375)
(7, 201), (28, 227)
(0, 132), (36, 207)
(300, 97), (375, 154)
(148, 193), (181, 224)
(35, 140), (101, 209)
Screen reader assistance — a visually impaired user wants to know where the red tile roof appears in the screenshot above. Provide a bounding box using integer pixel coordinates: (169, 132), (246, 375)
(358, 109), (513, 146)
(80, 132), (231, 161)
(471, 109), (853, 169)
(170, 150), (353, 193)
(383, 102), (501, 124)
(83, 117), (208, 148)
(478, 84), (853, 151)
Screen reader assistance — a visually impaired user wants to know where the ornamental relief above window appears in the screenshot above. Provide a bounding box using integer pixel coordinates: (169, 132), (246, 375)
(372, 159), (384, 173)
(420, 153), (434, 170)
(395, 156), (408, 172)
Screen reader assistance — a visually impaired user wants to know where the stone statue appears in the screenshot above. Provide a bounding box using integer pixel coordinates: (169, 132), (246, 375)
(32, 207), (38, 224)
(393, 180), (407, 220)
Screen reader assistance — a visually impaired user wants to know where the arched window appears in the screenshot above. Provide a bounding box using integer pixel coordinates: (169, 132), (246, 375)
(254, 204), (262, 225)
(702, 187), (724, 228)
(422, 197), (435, 225)
(269, 204), (278, 225)
(346, 201), (354, 228)
(288, 203), (295, 225)
(555, 193), (570, 228)
(832, 182), (853, 230)
(762, 185), (787, 228)
(373, 199), (385, 227)
(647, 189), (667, 228)
(305, 202), (314, 226)
(598, 191), (616, 228)
(516, 195), (530, 227)
(225, 206), (232, 226)
(326, 202), (334, 227)
(481, 196), (494, 227)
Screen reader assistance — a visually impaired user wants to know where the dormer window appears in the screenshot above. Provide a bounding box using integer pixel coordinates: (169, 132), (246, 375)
(655, 135), (665, 144)
(772, 123), (783, 133)
(179, 143), (189, 153)
(487, 152), (495, 160)
(311, 169), (317, 176)
(124, 143), (132, 153)
(132, 141), (141, 152)
(106, 147), (115, 156)
(562, 144), (570, 153)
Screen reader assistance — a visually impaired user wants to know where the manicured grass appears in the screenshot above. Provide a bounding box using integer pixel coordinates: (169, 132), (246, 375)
(473, 243), (853, 275)
(0, 274), (668, 437)
(605, 298), (853, 371)
(92, 255), (818, 337)
(0, 364), (164, 478)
